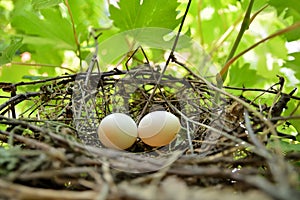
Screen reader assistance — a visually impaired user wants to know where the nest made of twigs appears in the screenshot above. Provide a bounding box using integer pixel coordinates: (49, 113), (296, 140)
(0, 63), (299, 200)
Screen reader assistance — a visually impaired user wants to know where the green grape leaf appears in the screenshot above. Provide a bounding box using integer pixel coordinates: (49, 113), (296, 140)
(227, 62), (264, 87)
(268, 140), (300, 153)
(11, 2), (75, 50)
(0, 36), (23, 66)
(269, 0), (300, 21)
(67, 0), (111, 43)
(97, 28), (191, 67)
(284, 99), (300, 135)
(284, 52), (300, 80)
(109, 0), (181, 31)
(31, 0), (62, 9)
(269, 0), (300, 41)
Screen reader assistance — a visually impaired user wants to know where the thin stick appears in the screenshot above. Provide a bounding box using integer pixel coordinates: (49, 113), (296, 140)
(0, 179), (98, 200)
(186, 121), (194, 154)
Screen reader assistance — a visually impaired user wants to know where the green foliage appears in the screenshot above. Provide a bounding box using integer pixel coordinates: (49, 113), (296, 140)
(268, 140), (300, 154)
(285, 52), (300, 81)
(0, 36), (23, 65)
(228, 63), (264, 87)
(269, 0), (300, 41)
(269, 0), (300, 21)
(67, 0), (111, 43)
(105, 0), (182, 67)
(31, 0), (63, 10)
(109, 0), (181, 31)
(284, 99), (300, 133)
(11, 2), (75, 50)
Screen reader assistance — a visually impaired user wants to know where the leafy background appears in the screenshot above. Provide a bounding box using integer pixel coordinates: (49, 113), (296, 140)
(0, 0), (300, 137)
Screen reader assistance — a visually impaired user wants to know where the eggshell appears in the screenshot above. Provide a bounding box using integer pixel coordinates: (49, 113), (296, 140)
(97, 113), (138, 150)
(138, 111), (181, 147)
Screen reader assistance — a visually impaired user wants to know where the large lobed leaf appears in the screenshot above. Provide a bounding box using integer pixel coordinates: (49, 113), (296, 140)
(268, 0), (300, 21)
(0, 37), (23, 66)
(109, 0), (181, 31)
(269, 0), (300, 41)
(31, 0), (62, 9)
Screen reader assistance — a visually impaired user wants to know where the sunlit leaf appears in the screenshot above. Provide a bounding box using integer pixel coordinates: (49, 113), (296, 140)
(11, 2), (75, 50)
(227, 62), (264, 87)
(269, 0), (300, 22)
(0, 36), (23, 65)
(109, 0), (181, 31)
(283, 99), (300, 135)
(67, 0), (111, 43)
(284, 52), (300, 80)
(269, 0), (300, 41)
(268, 140), (300, 153)
(31, 0), (62, 9)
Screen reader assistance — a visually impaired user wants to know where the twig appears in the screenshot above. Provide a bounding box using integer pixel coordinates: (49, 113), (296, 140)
(224, 85), (300, 101)
(186, 121), (194, 154)
(0, 130), (66, 161)
(0, 179), (99, 200)
(244, 110), (268, 156)
(0, 91), (44, 114)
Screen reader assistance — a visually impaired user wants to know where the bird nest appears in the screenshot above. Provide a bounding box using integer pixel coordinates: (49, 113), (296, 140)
(0, 60), (300, 200)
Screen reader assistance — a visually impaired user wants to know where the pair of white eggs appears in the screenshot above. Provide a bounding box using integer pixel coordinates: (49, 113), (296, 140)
(97, 111), (181, 150)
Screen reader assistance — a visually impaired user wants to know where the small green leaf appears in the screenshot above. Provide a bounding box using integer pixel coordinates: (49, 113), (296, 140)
(227, 62), (264, 87)
(109, 0), (181, 31)
(284, 52), (300, 80)
(269, 0), (300, 21)
(97, 28), (191, 67)
(268, 140), (300, 153)
(67, 0), (111, 43)
(11, 3), (75, 50)
(0, 36), (23, 66)
(31, 0), (63, 9)
(269, 0), (300, 41)
(284, 98), (300, 134)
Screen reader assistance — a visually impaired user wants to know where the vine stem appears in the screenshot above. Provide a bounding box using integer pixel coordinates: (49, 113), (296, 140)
(197, 0), (204, 45)
(219, 21), (300, 78)
(64, 0), (82, 71)
(221, 0), (255, 81)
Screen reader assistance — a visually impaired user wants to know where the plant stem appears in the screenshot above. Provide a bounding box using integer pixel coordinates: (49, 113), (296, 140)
(64, 0), (82, 71)
(221, 0), (255, 81)
(197, 0), (204, 45)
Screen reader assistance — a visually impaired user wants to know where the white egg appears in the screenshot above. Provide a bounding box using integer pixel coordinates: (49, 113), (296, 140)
(97, 113), (138, 150)
(138, 111), (181, 147)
